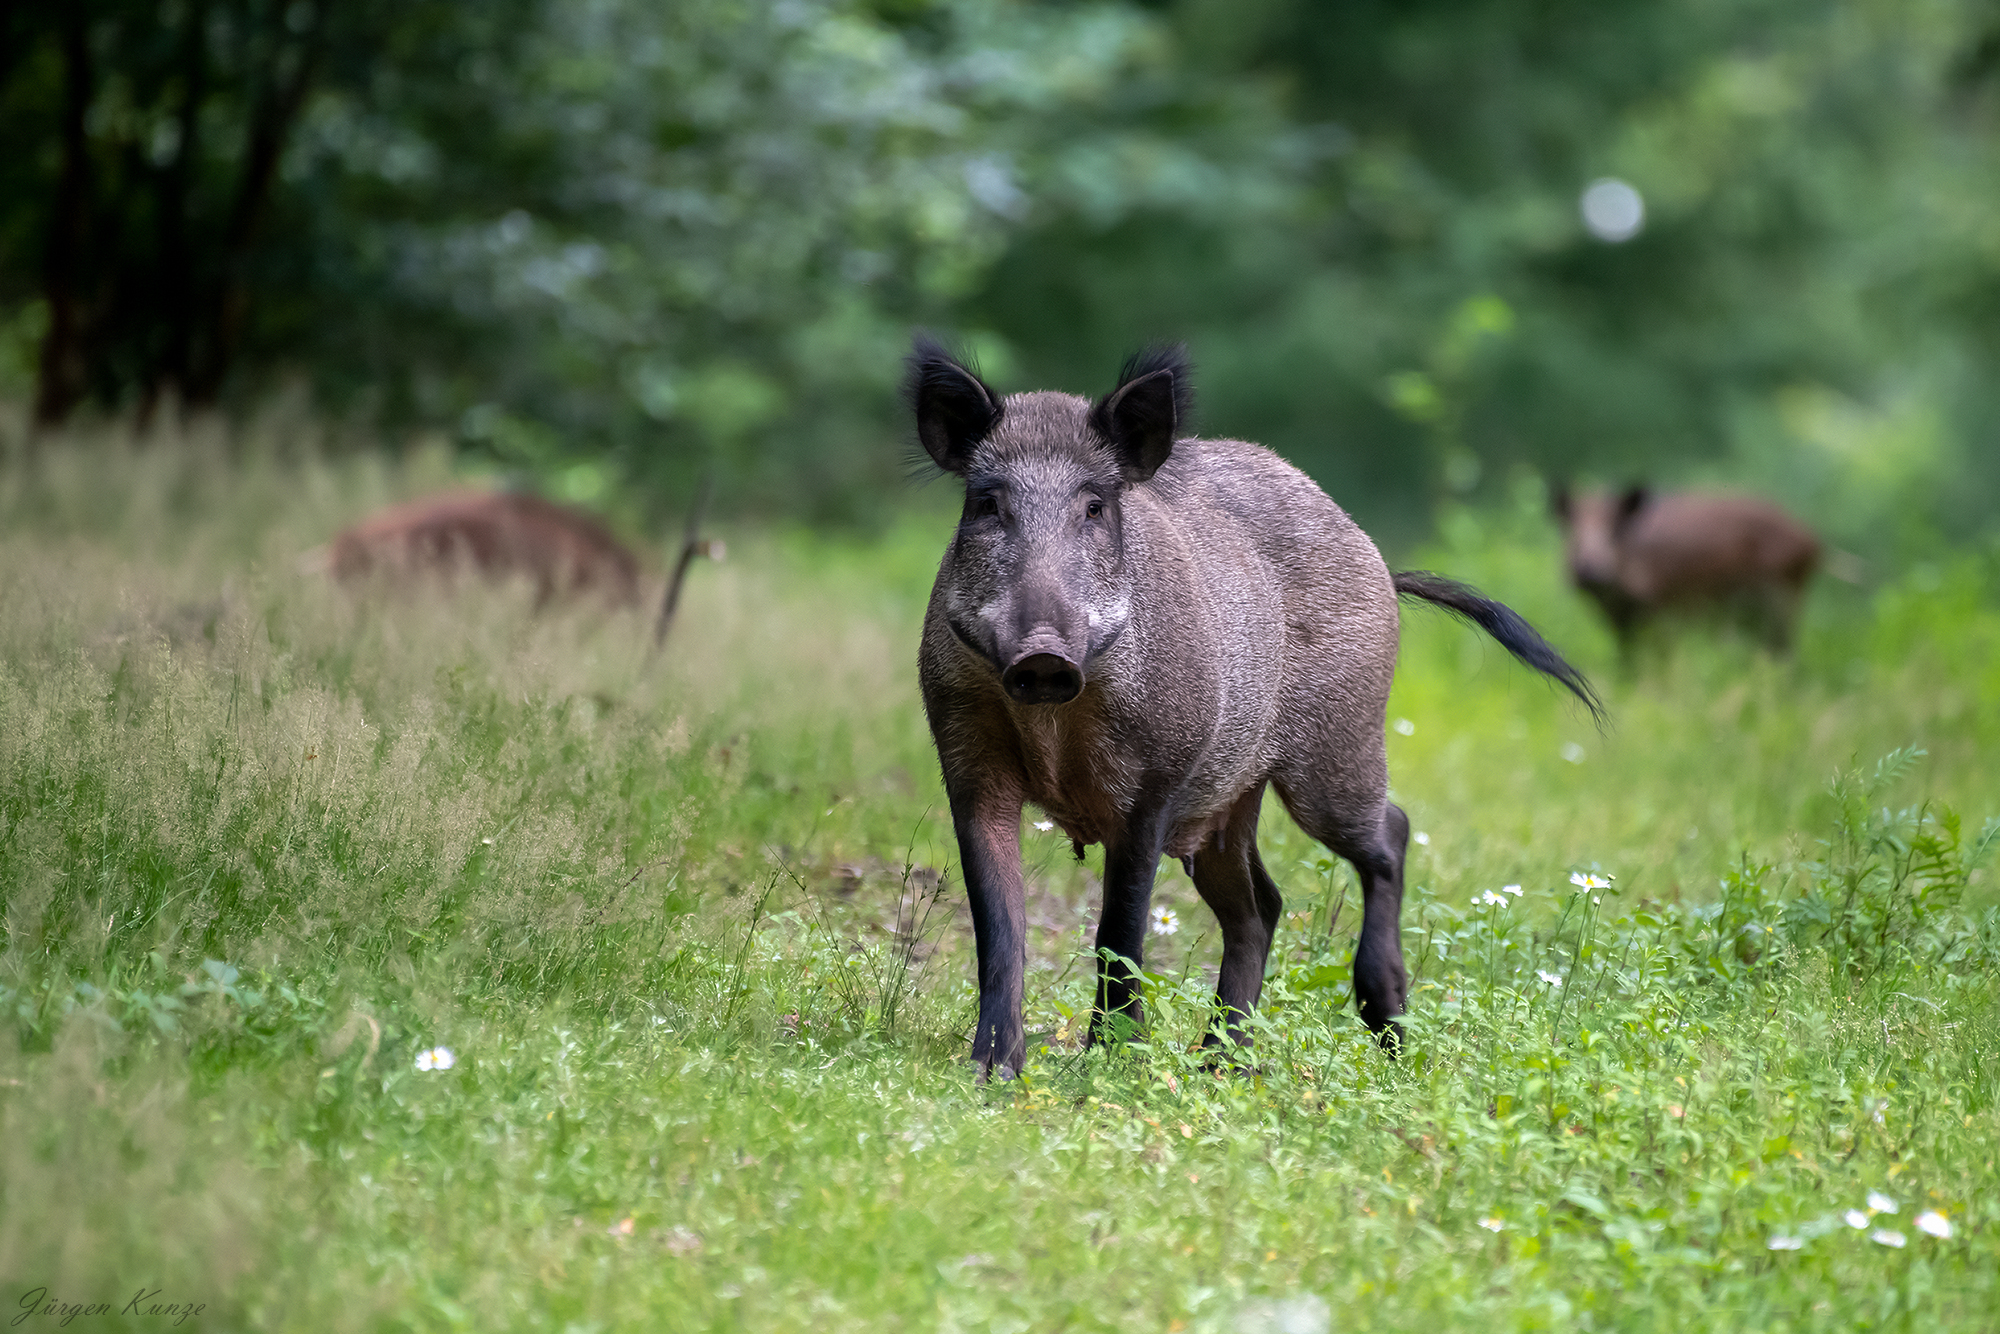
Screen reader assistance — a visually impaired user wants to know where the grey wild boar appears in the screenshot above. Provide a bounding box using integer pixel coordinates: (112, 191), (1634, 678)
(325, 490), (641, 608)
(1552, 485), (1821, 658)
(910, 339), (1599, 1078)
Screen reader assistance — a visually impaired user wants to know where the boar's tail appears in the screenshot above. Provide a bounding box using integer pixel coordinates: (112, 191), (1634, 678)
(1392, 571), (1605, 724)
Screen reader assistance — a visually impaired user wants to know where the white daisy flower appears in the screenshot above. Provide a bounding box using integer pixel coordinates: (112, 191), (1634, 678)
(1568, 872), (1613, 890)
(1393, 718), (1415, 736)
(1502, 884), (1523, 896)
(415, 1046), (456, 1071)
(1150, 906), (1180, 936)
(1843, 1209), (1869, 1230)
(1478, 890), (1508, 907)
(1914, 1211), (1952, 1239)
(1767, 1235), (1804, 1251)
(1536, 970), (1563, 987)
(1477, 1217), (1504, 1232)
(1870, 1228), (1906, 1248)
(1032, 820), (1055, 832)
(1867, 1191), (1898, 1215)
(1413, 831), (1430, 846)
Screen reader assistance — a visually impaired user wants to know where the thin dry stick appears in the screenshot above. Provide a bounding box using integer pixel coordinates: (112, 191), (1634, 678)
(653, 474), (721, 650)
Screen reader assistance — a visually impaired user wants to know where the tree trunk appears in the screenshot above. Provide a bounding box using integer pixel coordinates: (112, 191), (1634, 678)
(184, 5), (323, 407)
(33, 10), (93, 427)
(139, 0), (209, 429)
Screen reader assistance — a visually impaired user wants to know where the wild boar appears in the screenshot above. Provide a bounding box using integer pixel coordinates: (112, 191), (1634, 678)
(1552, 485), (1820, 658)
(911, 338), (1599, 1078)
(325, 490), (641, 608)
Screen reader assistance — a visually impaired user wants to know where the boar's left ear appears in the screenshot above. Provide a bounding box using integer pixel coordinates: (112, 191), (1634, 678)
(1091, 344), (1192, 483)
(906, 334), (1003, 475)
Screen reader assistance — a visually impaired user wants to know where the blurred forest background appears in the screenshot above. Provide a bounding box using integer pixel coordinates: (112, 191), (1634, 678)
(3, 0), (1998, 553)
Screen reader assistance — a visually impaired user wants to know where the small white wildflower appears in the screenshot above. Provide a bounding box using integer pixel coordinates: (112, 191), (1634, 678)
(1561, 742), (1586, 764)
(1150, 906), (1180, 936)
(1870, 1228), (1906, 1248)
(415, 1046), (456, 1071)
(1591, 896), (1601, 905)
(1477, 1217), (1504, 1232)
(1478, 890), (1508, 907)
(1502, 884), (1523, 896)
(1867, 1191), (1898, 1215)
(1767, 1235), (1804, 1251)
(1844, 1209), (1869, 1230)
(1569, 872), (1612, 890)
(1914, 1210), (1952, 1239)
(1413, 831), (1431, 846)
(481, 837), (495, 846)
(1032, 820), (1055, 832)
(1536, 970), (1564, 987)
(1393, 717), (1415, 736)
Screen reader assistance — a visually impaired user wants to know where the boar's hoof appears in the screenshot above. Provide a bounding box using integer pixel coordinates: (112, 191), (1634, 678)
(1365, 1018), (1406, 1058)
(972, 1059), (1019, 1084)
(1196, 1039), (1264, 1079)
(1001, 653), (1083, 705)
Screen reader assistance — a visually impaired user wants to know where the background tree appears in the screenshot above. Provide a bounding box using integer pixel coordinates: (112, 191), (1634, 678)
(3, 0), (1999, 551)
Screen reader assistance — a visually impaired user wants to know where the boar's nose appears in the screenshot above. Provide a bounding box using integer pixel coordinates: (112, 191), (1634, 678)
(1002, 652), (1083, 705)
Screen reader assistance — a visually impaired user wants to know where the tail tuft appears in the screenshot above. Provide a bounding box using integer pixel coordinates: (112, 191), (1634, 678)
(1393, 571), (1605, 725)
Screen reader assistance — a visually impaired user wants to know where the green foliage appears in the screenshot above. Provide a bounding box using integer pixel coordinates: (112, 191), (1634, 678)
(12, 1), (2000, 540)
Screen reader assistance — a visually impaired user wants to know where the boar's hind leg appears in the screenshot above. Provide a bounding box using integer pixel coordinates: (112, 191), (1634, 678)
(1278, 780), (1410, 1052)
(1188, 785), (1283, 1048)
(949, 786), (1028, 1080)
(1348, 803), (1413, 1050)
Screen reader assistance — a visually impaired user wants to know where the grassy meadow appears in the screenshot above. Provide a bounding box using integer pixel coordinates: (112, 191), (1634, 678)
(3, 420), (2000, 1331)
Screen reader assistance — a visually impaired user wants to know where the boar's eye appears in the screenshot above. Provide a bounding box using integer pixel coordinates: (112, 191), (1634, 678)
(969, 494), (999, 519)
(1085, 500), (1104, 520)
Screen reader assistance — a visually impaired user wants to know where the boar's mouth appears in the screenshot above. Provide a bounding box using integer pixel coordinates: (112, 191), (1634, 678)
(947, 617), (1087, 706)
(946, 615), (1002, 670)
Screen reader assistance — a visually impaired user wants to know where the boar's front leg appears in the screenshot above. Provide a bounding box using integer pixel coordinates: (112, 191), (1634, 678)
(947, 780), (1028, 1080)
(1090, 806), (1169, 1043)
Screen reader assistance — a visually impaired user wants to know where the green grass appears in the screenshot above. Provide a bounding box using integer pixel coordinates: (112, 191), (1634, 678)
(3, 422), (2000, 1331)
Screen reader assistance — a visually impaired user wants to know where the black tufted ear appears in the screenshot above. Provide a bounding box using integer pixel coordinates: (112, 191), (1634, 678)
(1615, 483), (1651, 533)
(1090, 344), (1192, 483)
(905, 335), (1003, 475)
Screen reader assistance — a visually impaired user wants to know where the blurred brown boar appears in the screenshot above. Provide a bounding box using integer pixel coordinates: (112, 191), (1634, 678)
(323, 490), (641, 607)
(1552, 485), (1821, 657)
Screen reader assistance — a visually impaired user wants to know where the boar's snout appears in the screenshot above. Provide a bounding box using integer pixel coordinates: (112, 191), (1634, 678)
(1001, 645), (1084, 705)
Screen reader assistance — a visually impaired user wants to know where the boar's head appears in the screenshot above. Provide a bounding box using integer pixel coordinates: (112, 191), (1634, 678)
(908, 337), (1191, 706)
(1553, 482), (1650, 596)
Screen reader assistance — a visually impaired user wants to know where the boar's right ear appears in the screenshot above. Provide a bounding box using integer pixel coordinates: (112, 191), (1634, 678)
(1615, 484), (1651, 532)
(1091, 344), (1192, 483)
(906, 335), (1002, 475)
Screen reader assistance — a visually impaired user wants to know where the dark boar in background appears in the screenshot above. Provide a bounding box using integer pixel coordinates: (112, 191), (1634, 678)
(324, 491), (641, 608)
(911, 338), (1599, 1078)
(1553, 485), (1821, 659)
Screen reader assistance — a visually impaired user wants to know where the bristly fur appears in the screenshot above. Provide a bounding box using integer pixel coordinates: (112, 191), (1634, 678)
(1090, 343), (1195, 444)
(1392, 570), (1606, 725)
(904, 333), (1004, 478)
